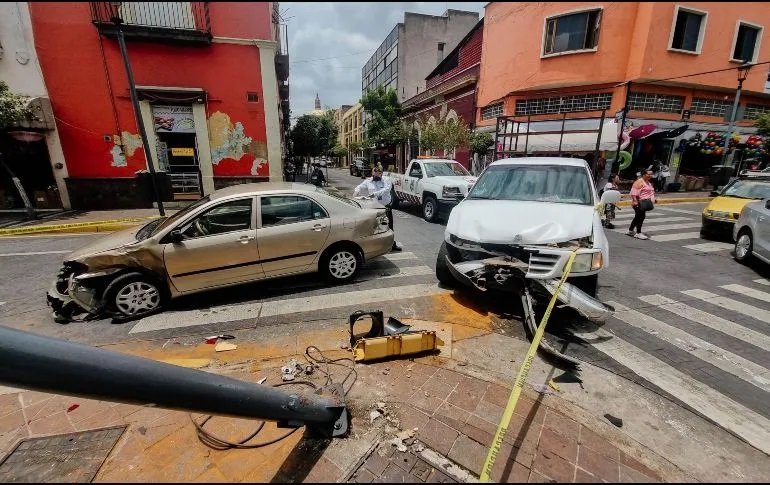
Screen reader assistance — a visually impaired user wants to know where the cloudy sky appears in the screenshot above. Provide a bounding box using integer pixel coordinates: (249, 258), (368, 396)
(283, 2), (487, 121)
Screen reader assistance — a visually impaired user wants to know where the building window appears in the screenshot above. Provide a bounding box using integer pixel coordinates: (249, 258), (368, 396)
(543, 9), (601, 56)
(481, 102), (504, 120)
(670, 7), (707, 53)
(732, 23), (762, 63)
(515, 93), (612, 116)
(627, 92), (684, 113)
(690, 97), (732, 117)
(744, 103), (770, 119)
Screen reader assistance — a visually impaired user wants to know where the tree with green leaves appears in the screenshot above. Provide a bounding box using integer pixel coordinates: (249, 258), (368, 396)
(756, 112), (770, 137)
(469, 131), (495, 156)
(0, 81), (31, 129)
(360, 86), (409, 146)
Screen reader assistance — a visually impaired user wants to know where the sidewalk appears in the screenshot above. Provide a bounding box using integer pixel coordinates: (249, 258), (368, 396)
(0, 317), (692, 483)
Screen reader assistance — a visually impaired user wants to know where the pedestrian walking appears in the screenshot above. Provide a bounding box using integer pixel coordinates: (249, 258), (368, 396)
(601, 173), (621, 229)
(353, 166), (402, 251)
(627, 168), (656, 239)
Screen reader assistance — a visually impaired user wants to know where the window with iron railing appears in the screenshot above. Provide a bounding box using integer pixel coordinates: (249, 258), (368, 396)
(515, 93), (611, 115)
(690, 97), (733, 117)
(627, 92), (684, 113)
(481, 102), (504, 120)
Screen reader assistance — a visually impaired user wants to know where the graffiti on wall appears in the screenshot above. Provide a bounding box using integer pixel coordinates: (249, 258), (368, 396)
(209, 111), (253, 165)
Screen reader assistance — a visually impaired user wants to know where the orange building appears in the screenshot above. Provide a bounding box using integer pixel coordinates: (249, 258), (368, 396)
(476, 2), (770, 180)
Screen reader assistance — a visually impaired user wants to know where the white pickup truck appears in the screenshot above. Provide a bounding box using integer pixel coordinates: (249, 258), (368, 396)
(384, 158), (477, 222)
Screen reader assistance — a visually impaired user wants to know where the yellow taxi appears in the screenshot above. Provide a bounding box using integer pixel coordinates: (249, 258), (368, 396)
(701, 176), (770, 238)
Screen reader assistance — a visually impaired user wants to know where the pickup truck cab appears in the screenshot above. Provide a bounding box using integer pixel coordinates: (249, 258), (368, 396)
(385, 158), (477, 222)
(437, 157), (620, 301)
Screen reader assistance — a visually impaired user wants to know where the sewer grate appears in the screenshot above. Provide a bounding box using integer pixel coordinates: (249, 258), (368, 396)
(0, 426), (126, 483)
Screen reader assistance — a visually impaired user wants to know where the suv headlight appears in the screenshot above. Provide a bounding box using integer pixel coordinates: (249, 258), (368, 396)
(442, 186), (462, 199)
(571, 252), (603, 272)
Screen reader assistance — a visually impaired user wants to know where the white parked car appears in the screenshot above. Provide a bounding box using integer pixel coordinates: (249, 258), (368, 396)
(733, 198), (770, 265)
(384, 158), (477, 222)
(436, 157), (620, 323)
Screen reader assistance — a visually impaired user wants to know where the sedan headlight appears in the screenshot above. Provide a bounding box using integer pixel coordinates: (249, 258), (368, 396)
(442, 186), (462, 199)
(570, 252), (602, 273)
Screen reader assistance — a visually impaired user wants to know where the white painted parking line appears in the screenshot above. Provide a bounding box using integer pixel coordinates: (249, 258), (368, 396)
(639, 294), (770, 351)
(720, 284), (770, 304)
(571, 323), (770, 455)
(0, 250), (70, 257)
(682, 242), (733, 253)
(381, 252), (419, 261)
(130, 283), (449, 334)
(649, 232), (702, 242)
(609, 301), (770, 392)
(682, 289), (770, 323)
(755, 279), (770, 286)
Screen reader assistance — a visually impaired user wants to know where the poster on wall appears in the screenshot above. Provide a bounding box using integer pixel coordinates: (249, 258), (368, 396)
(152, 105), (195, 133)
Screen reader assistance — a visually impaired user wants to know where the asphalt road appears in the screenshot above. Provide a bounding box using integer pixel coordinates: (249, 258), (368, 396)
(1, 167), (769, 454)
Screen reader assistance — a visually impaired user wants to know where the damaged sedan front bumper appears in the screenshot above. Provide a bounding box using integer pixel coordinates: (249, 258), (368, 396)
(445, 255), (613, 324)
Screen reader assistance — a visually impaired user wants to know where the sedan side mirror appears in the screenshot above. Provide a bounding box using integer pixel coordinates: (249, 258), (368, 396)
(168, 230), (185, 244)
(600, 189), (621, 205)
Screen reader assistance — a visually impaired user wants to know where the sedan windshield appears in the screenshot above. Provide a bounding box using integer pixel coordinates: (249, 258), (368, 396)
(721, 179), (770, 199)
(467, 165), (592, 205)
(424, 162), (471, 177)
(142, 196), (212, 240)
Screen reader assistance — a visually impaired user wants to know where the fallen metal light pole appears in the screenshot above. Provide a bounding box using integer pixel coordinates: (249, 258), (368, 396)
(0, 326), (348, 437)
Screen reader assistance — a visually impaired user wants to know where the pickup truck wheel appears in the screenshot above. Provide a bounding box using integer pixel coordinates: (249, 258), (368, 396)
(422, 195), (438, 223)
(734, 229), (753, 264)
(569, 274), (598, 298)
(435, 242), (457, 287)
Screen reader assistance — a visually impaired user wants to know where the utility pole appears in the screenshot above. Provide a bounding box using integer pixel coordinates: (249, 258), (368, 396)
(109, 3), (165, 216)
(720, 63), (753, 166)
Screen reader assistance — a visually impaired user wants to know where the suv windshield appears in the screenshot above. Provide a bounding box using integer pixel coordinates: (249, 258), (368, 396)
(315, 186), (361, 208)
(721, 179), (770, 199)
(424, 162), (471, 177)
(467, 165), (592, 205)
(139, 196), (212, 240)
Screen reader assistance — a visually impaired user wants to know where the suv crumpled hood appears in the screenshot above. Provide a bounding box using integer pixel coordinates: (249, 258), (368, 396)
(446, 200), (595, 245)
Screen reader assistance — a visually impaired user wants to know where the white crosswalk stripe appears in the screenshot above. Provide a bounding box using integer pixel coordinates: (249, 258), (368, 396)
(720, 284), (770, 304)
(572, 317), (770, 455)
(639, 294), (770, 350)
(682, 289), (770, 323)
(609, 301), (770, 392)
(682, 242), (734, 253)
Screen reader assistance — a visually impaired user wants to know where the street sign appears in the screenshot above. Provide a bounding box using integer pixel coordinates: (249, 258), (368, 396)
(171, 147), (195, 157)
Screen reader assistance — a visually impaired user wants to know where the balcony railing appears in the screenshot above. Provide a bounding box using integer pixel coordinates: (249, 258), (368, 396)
(91, 2), (212, 44)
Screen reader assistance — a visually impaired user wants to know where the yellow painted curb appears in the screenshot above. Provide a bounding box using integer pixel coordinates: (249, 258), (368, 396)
(0, 217), (157, 237)
(617, 197), (712, 207)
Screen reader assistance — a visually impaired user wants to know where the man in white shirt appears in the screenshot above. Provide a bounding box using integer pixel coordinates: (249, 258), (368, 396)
(354, 166), (402, 251)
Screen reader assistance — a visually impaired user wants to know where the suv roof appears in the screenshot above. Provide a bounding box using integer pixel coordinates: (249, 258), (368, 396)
(491, 157), (589, 168)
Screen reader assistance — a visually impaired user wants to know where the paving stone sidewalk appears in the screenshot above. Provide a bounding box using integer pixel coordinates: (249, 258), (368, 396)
(0, 352), (666, 483)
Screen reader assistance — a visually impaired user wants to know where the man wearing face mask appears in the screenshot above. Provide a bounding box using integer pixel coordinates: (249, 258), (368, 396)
(354, 166), (402, 251)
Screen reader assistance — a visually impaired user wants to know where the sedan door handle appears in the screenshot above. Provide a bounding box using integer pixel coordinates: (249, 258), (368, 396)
(311, 224), (326, 231)
(239, 235), (256, 244)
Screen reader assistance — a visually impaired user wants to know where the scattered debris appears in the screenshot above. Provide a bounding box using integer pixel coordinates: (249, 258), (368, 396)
(604, 413), (623, 428)
(66, 404), (79, 413)
(548, 380), (561, 393)
(531, 384), (555, 395)
(214, 342), (237, 352)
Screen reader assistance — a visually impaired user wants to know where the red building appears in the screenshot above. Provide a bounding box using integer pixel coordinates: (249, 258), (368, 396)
(28, 2), (289, 209)
(401, 19), (484, 171)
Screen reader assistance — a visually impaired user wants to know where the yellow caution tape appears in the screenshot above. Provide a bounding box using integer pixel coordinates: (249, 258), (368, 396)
(479, 250), (578, 482)
(0, 217), (158, 237)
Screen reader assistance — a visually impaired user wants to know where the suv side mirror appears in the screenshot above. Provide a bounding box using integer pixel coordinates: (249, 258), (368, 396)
(600, 189), (621, 205)
(168, 230), (185, 244)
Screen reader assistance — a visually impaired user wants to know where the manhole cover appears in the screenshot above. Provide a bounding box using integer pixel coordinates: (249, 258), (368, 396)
(0, 426), (126, 483)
